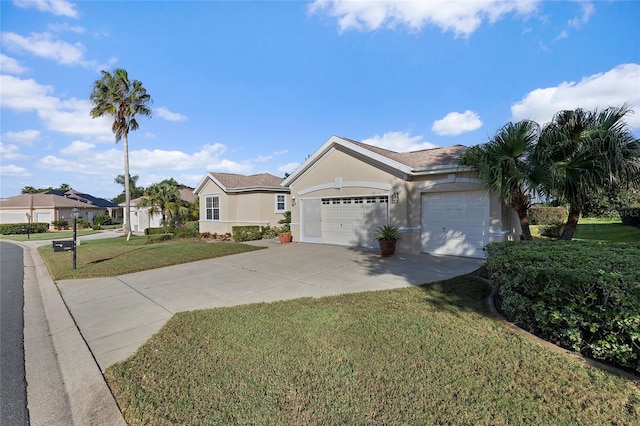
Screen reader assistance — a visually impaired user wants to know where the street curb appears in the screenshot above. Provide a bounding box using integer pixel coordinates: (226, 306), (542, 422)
(20, 242), (126, 425)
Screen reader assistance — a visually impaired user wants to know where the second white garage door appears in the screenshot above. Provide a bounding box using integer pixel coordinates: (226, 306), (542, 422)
(421, 191), (489, 258)
(301, 196), (389, 248)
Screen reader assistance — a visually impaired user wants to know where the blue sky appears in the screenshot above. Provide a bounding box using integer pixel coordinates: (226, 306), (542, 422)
(1, 0), (639, 199)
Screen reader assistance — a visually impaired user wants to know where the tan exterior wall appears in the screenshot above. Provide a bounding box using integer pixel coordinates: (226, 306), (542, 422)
(289, 147), (517, 254)
(0, 206), (107, 228)
(197, 178), (288, 235)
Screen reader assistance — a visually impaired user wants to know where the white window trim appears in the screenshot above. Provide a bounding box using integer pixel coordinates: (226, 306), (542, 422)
(204, 194), (221, 221)
(275, 194), (287, 213)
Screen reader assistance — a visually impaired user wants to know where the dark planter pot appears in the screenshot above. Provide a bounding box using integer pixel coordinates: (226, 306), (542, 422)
(278, 231), (292, 244)
(378, 239), (397, 256)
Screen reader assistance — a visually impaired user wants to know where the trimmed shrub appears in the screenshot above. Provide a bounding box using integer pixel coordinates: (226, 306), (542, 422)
(260, 225), (278, 239)
(52, 219), (69, 230)
(76, 218), (90, 229)
(486, 240), (640, 373)
(232, 226), (261, 242)
(173, 225), (198, 238)
(145, 227), (168, 236)
(184, 221), (199, 233)
(618, 207), (640, 227)
(0, 222), (49, 235)
(528, 206), (567, 225)
(93, 214), (112, 226)
(146, 233), (174, 244)
(92, 225), (102, 230)
(539, 223), (564, 238)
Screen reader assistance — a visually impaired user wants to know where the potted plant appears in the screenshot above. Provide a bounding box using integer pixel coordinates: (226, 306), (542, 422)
(374, 224), (401, 256)
(278, 211), (292, 244)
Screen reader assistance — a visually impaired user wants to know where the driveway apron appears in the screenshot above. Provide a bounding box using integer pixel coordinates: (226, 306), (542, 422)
(56, 241), (484, 371)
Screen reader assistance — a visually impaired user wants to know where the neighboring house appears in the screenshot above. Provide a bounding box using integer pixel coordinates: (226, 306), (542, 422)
(0, 193), (112, 228)
(126, 187), (198, 233)
(195, 172), (290, 235)
(282, 136), (520, 258)
(45, 189), (121, 221)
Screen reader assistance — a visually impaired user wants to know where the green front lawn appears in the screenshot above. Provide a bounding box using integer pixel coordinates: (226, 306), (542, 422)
(38, 236), (263, 280)
(1, 229), (100, 241)
(531, 218), (640, 242)
(106, 276), (639, 425)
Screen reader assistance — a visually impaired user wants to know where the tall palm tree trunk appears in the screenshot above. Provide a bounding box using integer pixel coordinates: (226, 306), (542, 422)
(560, 202), (581, 240)
(124, 133), (132, 240)
(510, 191), (532, 240)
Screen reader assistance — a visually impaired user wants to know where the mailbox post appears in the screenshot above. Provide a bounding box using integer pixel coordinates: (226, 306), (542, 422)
(72, 207), (79, 269)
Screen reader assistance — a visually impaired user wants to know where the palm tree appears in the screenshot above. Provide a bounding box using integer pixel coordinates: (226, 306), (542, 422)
(114, 174), (144, 199)
(535, 104), (640, 240)
(138, 183), (186, 232)
(459, 120), (544, 240)
(90, 69), (152, 239)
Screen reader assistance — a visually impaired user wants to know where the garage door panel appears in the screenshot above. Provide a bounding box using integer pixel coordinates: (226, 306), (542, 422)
(422, 191), (489, 258)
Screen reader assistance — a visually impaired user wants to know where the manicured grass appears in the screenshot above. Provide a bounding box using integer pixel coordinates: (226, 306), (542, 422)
(0, 229), (100, 241)
(106, 276), (639, 425)
(531, 218), (640, 242)
(38, 236), (263, 280)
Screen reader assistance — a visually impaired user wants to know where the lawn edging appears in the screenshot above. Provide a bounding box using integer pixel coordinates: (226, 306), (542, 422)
(482, 279), (640, 384)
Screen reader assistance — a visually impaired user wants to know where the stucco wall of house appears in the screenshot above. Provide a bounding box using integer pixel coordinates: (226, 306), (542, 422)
(289, 147), (516, 253)
(197, 178), (289, 235)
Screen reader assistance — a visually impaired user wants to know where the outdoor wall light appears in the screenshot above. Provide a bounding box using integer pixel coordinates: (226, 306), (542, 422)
(391, 190), (400, 204)
(291, 197), (296, 206)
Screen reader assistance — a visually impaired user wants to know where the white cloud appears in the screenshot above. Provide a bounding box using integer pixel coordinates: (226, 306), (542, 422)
(48, 22), (86, 34)
(13, 0), (78, 17)
(0, 75), (114, 138)
(309, 0), (539, 37)
(2, 129), (40, 144)
(277, 162), (300, 174)
(511, 63), (640, 129)
(156, 106), (187, 122)
(568, 1), (595, 28)
(0, 143), (28, 161)
(362, 131), (437, 152)
(432, 110), (483, 136)
(0, 54), (28, 74)
(0, 163), (31, 177)
(59, 140), (95, 155)
(1, 32), (86, 66)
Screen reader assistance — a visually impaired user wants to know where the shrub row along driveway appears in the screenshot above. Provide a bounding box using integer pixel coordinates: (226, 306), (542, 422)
(56, 240), (484, 371)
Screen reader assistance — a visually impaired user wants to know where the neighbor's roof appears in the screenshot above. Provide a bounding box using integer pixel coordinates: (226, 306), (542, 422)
(195, 172), (289, 194)
(45, 189), (119, 207)
(0, 193), (101, 209)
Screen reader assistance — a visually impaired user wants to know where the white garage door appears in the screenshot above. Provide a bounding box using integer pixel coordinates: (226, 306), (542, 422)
(322, 196), (389, 248)
(421, 191), (489, 258)
(301, 196), (389, 248)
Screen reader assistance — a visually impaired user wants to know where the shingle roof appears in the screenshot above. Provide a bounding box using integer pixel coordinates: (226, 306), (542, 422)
(0, 193), (100, 209)
(210, 172), (285, 190)
(45, 189), (118, 207)
(343, 138), (468, 169)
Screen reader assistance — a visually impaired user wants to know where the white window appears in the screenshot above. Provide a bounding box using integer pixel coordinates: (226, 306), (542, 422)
(275, 194), (287, 213)
(205, 195), (220, 221)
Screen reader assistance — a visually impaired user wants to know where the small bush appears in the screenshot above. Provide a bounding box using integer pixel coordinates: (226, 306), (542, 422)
(618, 207), (640, 227)
(93, 214), (112, 226)
(146, 233), (174, 244)
(486, 240), (640, 373)
(0, 222), (49, 235)
(529, 206), (567, 225)
(232, 226), (261, 242)
(173, 226), (199, 239)
(92, 225), (102, 230)
(145, 227), (168, 236)
(260, 225), (278, 239)
(52, 219), (69, 230)
(184, 221), (199, 233)
(77, 218), (90, 229)
(539, 223), (564, 238)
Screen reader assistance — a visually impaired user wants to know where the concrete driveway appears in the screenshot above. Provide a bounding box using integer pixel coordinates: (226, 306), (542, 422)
(56, 240), (484, 371)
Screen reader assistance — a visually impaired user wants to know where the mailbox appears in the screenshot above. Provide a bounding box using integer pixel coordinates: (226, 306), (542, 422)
(53, 240), (74, 252)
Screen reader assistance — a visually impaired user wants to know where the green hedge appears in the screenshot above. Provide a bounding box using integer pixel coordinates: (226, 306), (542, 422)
(528, 206), (567, 225)
(232, 226), (261, 242)
(0, 222), (49, 235)
(618, 208), (640, 227)
(486, 240), (640, 374)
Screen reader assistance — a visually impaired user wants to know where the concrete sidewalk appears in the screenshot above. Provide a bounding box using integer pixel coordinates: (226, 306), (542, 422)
(56, 240), (484, 371)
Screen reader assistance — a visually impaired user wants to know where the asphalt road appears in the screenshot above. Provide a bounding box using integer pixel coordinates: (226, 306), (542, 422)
(0, 241), (29, 424)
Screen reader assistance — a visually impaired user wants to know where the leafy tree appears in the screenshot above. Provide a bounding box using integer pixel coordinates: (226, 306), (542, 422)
(114, 174), (144, 200)
(138, 182), (187, 232)
(21, 186), (51, 194)
(58, 183), (72, 190)
(90, 69), (152, 239)
(534, 104), (640, 240)
(459, 120), (544, 240)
